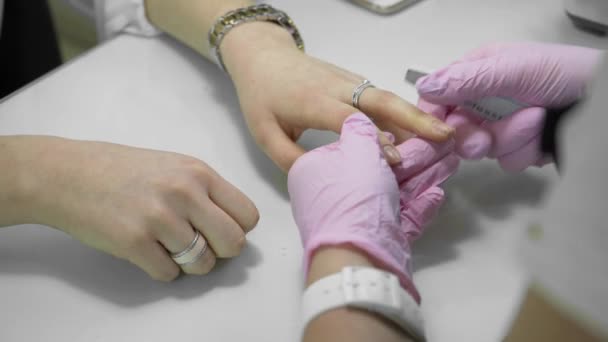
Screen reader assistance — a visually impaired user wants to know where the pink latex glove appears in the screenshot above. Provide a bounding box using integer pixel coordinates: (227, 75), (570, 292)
(287, 113), (459, 303)
(415, 42), (603, 172)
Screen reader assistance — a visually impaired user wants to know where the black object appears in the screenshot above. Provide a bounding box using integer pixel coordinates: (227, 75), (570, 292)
(541, 101), (581, 169)
(566, 10), (608, 36)
(0, 0), (62, 99)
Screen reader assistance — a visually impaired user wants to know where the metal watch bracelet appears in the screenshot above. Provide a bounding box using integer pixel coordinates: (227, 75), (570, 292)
(208, 4), (305, 72)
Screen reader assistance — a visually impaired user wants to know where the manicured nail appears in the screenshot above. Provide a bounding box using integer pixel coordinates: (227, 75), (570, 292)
(383, 145), (401, 163)
(383, 131), (396, 144)
(433, 121), (455, 136)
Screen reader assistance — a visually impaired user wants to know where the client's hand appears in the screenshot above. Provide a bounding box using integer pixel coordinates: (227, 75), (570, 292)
(287, 113), (459, 302)
(222, 22), (454, 172)
(10, 136), (259, 281)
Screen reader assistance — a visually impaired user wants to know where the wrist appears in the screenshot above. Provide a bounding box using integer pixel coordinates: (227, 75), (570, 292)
(307, 246), (376, 286)
(304, 247), (423, 342)
(0, 136), (47, 225)
(0, 136), (84, 229)
(221, 21), (300, 77)
(305, 237), (420, 303)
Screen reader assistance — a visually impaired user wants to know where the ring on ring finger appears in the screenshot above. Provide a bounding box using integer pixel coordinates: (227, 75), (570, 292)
(171, 231), (207, 266)
(352, 79), (375, 110)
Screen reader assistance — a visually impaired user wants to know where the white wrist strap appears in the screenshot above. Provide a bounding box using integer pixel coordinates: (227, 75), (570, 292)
(301, 267), (425, 341)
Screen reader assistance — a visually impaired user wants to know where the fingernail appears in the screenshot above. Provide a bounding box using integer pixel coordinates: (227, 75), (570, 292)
(433, 121), (455, 136)
(383, 131), (396, 144)
(383, 145), (401, 163)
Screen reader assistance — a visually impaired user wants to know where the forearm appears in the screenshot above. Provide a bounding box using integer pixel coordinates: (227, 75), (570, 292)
(304, 246), (414, 342)
(144, 0), (254, 60)
(506, 284), (603, 342)
(144, 0), (297, 79)
(0, 136), (41, 226)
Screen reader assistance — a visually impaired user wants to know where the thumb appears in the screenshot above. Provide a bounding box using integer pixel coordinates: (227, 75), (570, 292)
(257, 122), (305, 173)
(416, 56), (530, 105)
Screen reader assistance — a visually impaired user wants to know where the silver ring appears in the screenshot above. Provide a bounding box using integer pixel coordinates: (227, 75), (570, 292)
(171, 231), (208, 266)
(352, 79), (375, 109)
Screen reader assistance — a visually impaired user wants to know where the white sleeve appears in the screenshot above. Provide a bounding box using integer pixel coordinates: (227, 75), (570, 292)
(521, 57), (608, 338)
(67, 0), (271, 41)
(64, 0), (161, 41)
(94, 0), (161, 40)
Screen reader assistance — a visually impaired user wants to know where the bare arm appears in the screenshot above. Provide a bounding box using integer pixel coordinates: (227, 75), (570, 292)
(143, 0), (449, 171)
(305, 249), (604, 342)
(0, 136), (38, 226)
(144, 0), (255, 60)
(506, 285), (603, 342)
(304, 246), (414, 342)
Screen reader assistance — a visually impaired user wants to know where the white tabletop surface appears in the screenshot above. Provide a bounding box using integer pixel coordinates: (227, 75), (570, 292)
(0, 1), (606, 341)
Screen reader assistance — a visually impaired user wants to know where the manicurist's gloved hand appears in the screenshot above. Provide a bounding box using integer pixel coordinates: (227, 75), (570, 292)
(287, 113), (459, 302)
(416, 42), (603, 172)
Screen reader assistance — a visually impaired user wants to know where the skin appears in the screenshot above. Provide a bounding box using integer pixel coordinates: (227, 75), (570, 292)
(0, 136), (258, 280)
(305, 246), (602, 342)
(1, 2), (598, 340)
(304, 247), (414, 342)
(143, 3), (604, 340)
(506, 285), (603, 342)
(145, 0), (454, 170)
(1, 1), (452, 280)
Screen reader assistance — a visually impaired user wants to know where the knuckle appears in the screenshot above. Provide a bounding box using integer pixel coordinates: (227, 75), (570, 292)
(234, 233), (247, 252)
(230, 232), (247, 257)
(143, 202), (173, 227)
(217, 231), (247, 258)
(160, 156), (213, 192)
(164, 177), (197, 200)
(151, 266), (180, 282)
(186, 159), (214, 182)
(239, 202), (260, 232)
(122, 228), (153, 251)
(243, 206), (260, 232)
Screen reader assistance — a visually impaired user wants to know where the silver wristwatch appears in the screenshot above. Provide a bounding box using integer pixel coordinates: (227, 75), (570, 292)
(208, 4), (305, 72)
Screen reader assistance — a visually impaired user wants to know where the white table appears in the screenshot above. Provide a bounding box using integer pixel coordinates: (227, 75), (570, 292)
(0, 1), (606, 341)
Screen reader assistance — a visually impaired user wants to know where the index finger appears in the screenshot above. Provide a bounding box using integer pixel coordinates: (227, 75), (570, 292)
(358, 88), (454, 142)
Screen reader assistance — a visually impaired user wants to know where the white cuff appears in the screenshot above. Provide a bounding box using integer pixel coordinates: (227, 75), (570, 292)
(93, 0), (161, 41)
